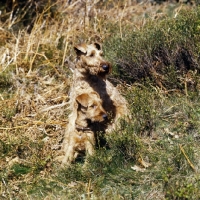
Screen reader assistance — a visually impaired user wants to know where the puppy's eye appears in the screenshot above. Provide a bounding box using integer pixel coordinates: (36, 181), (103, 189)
(90, 104), (97, 109)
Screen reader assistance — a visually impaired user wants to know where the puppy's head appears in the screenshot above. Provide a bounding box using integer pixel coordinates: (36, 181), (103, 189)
(76, 91), (107, 124)
(74, 43), (111, 78)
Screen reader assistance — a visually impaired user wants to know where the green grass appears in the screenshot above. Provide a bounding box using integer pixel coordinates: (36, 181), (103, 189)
(2, 87), (199, 199)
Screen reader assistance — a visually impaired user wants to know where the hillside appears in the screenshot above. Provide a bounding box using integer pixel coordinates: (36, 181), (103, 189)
(0, 1), (200, 199)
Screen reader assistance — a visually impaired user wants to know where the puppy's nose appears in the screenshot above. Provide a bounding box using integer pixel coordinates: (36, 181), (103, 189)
(102, 64), (109, 72)
(102, 114), (108, 120)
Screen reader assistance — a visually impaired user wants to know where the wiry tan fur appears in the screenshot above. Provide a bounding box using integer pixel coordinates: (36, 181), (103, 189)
(73, 43), (111, 77)
(61, 89), (107, 165)
(72, 42), (130, 132)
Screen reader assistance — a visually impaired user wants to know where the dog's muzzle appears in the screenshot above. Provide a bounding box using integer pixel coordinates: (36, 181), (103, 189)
(102, 64), (109, 73)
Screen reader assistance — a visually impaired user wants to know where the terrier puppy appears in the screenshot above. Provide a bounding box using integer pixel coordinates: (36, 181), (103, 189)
(62, 89), (107, 165)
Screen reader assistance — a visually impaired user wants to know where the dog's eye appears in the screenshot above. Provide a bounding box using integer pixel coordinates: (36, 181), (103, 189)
(89, 52), (95, 57)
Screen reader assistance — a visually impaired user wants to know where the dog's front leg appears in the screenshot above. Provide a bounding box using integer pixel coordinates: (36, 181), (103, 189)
(62, 138), (76, 165)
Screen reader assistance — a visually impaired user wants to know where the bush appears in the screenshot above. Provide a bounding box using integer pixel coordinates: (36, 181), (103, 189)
(104, 7), (200, 89)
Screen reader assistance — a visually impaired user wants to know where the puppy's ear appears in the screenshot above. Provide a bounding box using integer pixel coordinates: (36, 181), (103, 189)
(76, 93), (89, 107)
(94, 42), (101, 50)
(90, 91), (100, 99)
(74, 44), (87, 58)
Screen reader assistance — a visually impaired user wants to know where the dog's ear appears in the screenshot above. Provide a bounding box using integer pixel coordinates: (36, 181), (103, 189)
(76, 93), (89, 107)
(74, 44), (87, 57)
(64, 58), (75, 72)
(94, 42), (101, 50)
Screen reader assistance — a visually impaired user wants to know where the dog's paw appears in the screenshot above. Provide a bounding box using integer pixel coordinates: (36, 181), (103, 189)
(54, 155), (65, 162)
(54, 156), (72, 168)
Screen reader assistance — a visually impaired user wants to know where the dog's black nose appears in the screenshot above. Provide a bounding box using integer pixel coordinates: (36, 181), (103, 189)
(102, 64), (109, 72)
(102, 114), (108, 120)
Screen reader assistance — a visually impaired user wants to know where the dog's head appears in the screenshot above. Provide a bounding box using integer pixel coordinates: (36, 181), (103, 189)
(74, 43), (111, 78)
(76, 91), (107, 126)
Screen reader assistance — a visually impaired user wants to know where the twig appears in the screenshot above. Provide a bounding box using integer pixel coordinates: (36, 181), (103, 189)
(184, 78), (188, 98)
(0, 125), (28, 130)
(2, 178), (12, 200)
(0, 94), (4, 100)
(62, 34), (69, 68)
(87, 178), (92, 198)
(119, 2), (127, 39)
(39, 102), (69, 112)
(28, 41), (40, 74)
(179, 144), (196, 172)
(0, 119), (68, 130)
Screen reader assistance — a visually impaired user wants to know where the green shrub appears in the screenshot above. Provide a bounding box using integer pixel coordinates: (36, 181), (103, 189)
(125, 85), (157, 136)
(104, 7), (200, 89)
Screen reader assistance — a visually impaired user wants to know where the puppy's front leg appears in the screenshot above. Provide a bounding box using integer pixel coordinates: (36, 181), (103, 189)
(85, 131), (95, 156)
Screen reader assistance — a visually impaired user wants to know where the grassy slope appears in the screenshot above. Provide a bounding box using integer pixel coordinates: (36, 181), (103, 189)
(0, 1), (200, 199)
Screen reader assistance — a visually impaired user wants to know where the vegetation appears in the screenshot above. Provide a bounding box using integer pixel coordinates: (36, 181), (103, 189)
(0, 0), (199, 199)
